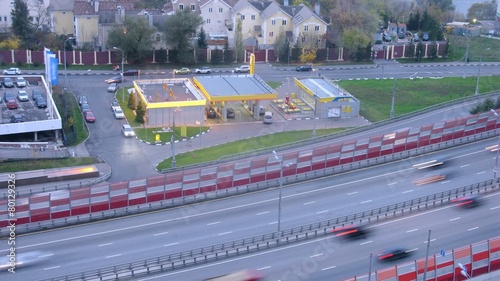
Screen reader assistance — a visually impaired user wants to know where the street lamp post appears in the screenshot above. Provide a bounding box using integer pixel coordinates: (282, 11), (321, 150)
(113, 47), (125, 103)
(475, 49), (489, 96)
(490, 109), (500, 181)
(312, 88), (317, 139)
(463, 33), (470, 64)
(63, 36), (75, 91)
(390, 78), (396, 118)
(171, 108), (180, 169)
(273, 150), (284, 237)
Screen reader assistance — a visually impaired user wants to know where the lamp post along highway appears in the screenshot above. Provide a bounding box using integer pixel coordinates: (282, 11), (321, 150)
(63, 36), (75, 91)
(273, 150), (284, 238)
(463, 33), (469, 79)
(475, 49), (489, 96)
(490, 109), (500, 181)
(113, 47), (125, 103)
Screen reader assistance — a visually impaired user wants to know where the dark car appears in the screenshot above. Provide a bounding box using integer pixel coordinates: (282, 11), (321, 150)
(378, 248), (412, 261)
(35, 96), (47, 108)
(4, 92), (15, 103)
(451, 196), (480, 208)
(10, 114), (24, 123)
(2, 77), (14, 88)
(227, 108), (235, 118)
(206, 107), (216, 118)
(296, 65), (312, 72)
(331, 224), (370, 239)
(32, 89), (43, 101)
(383, 33), (392, 42)
(6, 99), (18, 109)
(78, 95), (88, 105)
(123, 69), (139, 76)
(81, 103), (91, 113)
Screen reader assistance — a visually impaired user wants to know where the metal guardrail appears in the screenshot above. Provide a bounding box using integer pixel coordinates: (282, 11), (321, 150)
(161, 90), (500, 173)
(41, 179), (498, 281)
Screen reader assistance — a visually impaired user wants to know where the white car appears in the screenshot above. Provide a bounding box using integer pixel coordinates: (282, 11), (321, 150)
(3, 67), (21, 75)
(111, 101), (120, 111)
(122, 124), (135, 137)
(234, 65), (250, 73)
(107, 83), (119, 92)
(17, 90), (29, 102)
(195, 66), (211, 74)
(114, 108), (125, 119)
(16, 77), (27, 87)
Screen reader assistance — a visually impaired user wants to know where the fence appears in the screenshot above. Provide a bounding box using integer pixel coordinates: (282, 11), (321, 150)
(39, 182), (498, 281)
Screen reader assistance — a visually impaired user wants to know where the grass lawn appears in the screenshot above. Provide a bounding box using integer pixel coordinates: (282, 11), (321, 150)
(0, 157), (98, 173)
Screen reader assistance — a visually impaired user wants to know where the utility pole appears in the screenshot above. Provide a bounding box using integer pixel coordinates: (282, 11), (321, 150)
(390, 78), (396, 118)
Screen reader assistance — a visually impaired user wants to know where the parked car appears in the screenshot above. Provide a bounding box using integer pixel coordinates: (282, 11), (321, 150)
(84, 111), (96, 123)
(17, 90), (29, 102)
(81, 103), (91, 113)
(15, 77), (27, 88)
(174, 67), (191, 75)
(383, 33), (392, 42)
(4, 92), (16, 103)
(111, 101), (120, 111)
(195, 66), (211, 74)
(422, 32), (430, 41)
(226, 108), (235, 118)
(32, 90), (43, 101)
(78, 95), (88, 105)
(10, 114), (24, 123)
(413, 33), (420, 42)
(122, 69), (139, 76)
(114, 108), (125, 119)
(3, 77), (14, 88)
(122, 124), (135, 137)
(296, 65), (312, 72)
(206, 107), (216, 118)
(6, 99), (18, 109)
(3, 67), (21, 75)
(105, 76), (123, 84)
(234, 65), (250, 73)
(108, 83), (119, 92)
(35, 96), (47, 108)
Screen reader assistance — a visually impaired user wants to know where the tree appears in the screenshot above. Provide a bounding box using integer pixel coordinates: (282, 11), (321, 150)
(467, 1), (497, 20)
(108, 17), (157, 64)
(211, 48), (222, 64)
(234, 17), (243, 63)
(164, 9), (203, 64)
(300, 49), (316, 63)
(11, 0), (34, 49)
(197, 27), (208, 49)
(0, 37), (21, 50)
(128, 92), (137, 110)
(342, 27), (371, 60)
(223, 42), (232, 64)
(135, 100), (146, 123)
(274, 27), (287, 62)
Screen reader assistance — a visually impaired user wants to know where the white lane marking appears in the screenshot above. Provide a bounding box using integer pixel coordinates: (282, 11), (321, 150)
(403, 190), (413, 194)
(106, 254), (122, 258)
(406, 248), (419, 253)
(304, 201), (316, 205)
(468, 227), (479, 231)
(164, 243), (178, 247)
(310, 253), (323, 258)
(153, 232), (169, 236)
(476, 171), (486, 175)
(361, 200), (372, 204)
(257, 266), (271, 270)
(39, 253), (54, 258)
(218, 231), (232, 236)
(406, 229), (418, 233)
(98, 243), (113, 247)
(316, 210), (328, 214)
(268, 221), (277, 225)
(360, 241), (373, 245)
(424, 239), (437, 243)
(347, 191), (358, 195)
(44, 266), (60, 270)
(322, 266), (336, 271)
(450, 217), (461, 221)
(441, 180), (451, 184)
(388, 182), (398, 185)
(460, 164), (469, 168)
(257, 211), (270, 215)
(207, 221), (220, 226)
(491, 206), (500, 210)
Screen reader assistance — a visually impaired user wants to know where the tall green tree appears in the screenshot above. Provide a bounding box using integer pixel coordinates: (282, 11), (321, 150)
(223, 42), (232, 64)
(11, 0), (34, 49)
(342, 27), (371, 60)
(467, 1), (497, 20)
(164, 9), (203, 64)
(197, 27), (208, 49)
(135, 101), (146, 123)
(274, 27), (287, 62)
(108, 17), (157, 63)
(234, 17), (243, 63)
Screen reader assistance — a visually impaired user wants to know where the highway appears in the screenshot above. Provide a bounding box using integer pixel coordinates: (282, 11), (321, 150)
(3, 137), (500, 280)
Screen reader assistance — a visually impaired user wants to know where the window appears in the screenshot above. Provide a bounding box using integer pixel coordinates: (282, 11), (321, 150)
(282, 20), (287, 25)
(206, 19), (211, 23)
(191, 4), (195, 11)
(219, 8), (223, 13)
(241, 14), (245, 20)
(304, 25), (309, 31)
(179, 4), (184, 10)
(251, 15), (255, 20)
(269, 32), (274, 37)
(271, 20), (276, 25)
(314, 26), (319, 31)
(209, 8), (213, 12)
(301, 37), (306, 43)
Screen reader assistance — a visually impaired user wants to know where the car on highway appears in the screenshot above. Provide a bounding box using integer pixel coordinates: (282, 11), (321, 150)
(6, 99), (18, 109)
(123, 69), (139, 76)
(32, 89), (43, 101)
(17, 90), (29, 102)
(15, 77), (27, 87)
(122, 124), (135, 137)
(10, 114), (25, 123)
(3, 77), (15, 88)
(296, 65), (312, 72)
(205, 269), (263, 281)
(108, 83), (119, 92)
(105, 76), (123, 84)
(114, 108), (125, 119)
(195, 66), (211, 74)
(331, 224), (370, 239)
(78, 95), (88, 105)
(206, 107), (216, 118)
(81, 103), (91, 113)
(412, 159), (444, 169)
(377, 248), (412, 261)
(0, 250), (52, 270)
(451, 195), (480, 208)
(3, 67), (21, 75)
(174, 67), (191, 75)
(233, 65), (250, 73)
(35, 96), (47, 108)
(84, 111), (96, 123)
(227, 108), (235, 118)
(111, 101), (120, 111)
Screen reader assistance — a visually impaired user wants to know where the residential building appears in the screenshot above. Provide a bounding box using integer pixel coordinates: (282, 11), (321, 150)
(48, 0), (75, 35)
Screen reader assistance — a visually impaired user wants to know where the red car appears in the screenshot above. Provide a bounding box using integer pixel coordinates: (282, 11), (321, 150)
(84, 111), (96, 123)
(6, 99), (18, 109)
